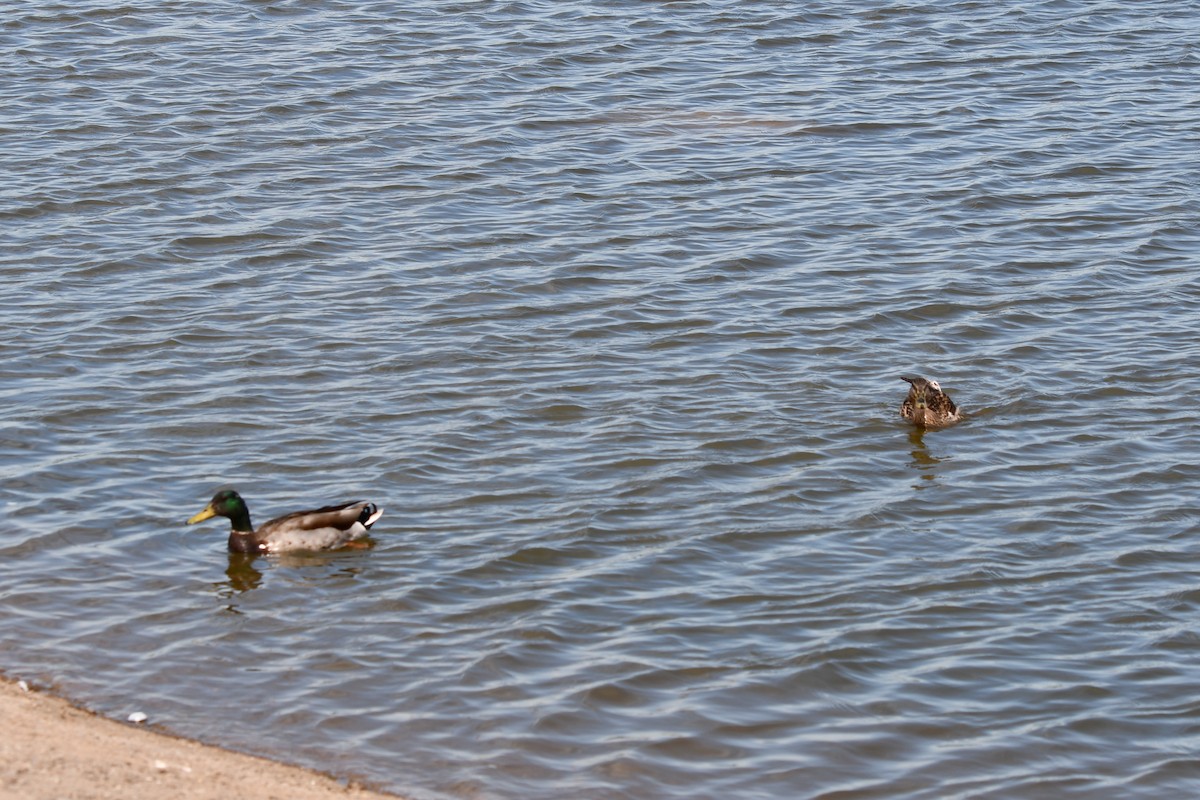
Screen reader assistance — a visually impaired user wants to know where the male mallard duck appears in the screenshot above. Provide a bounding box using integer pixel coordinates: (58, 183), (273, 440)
(186, 489), (383, 554)
(900, 375), (961, 427)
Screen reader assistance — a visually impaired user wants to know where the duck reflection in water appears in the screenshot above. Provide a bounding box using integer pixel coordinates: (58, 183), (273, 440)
(907, 426), (944, 487)
(217, 550), (368, 603)
(898, 374), (961, 488)
(223, 552), (264, 594)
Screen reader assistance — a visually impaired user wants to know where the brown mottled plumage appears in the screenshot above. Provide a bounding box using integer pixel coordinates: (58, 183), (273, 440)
(900, 375), (961, 427)
(186, 489), (383, 554)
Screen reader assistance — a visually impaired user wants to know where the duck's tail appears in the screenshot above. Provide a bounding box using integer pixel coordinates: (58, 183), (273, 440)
(360, 503), (384, 529)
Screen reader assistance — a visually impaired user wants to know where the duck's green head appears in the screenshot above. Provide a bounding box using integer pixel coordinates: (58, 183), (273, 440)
(187, 489), (252, 532)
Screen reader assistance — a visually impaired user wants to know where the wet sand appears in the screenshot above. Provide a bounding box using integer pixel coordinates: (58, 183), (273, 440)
(0, 677), (402, 800)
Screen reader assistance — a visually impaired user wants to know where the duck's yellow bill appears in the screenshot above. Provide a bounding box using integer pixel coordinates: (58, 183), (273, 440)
(187, 505), (217, 525)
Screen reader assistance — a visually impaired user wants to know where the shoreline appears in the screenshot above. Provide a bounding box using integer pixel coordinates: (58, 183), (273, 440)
(0, 675), (404, 800)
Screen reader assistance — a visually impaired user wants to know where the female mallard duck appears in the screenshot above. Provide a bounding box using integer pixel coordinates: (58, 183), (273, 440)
(186, 489), (383, 554)
(900, 375), (961, 427)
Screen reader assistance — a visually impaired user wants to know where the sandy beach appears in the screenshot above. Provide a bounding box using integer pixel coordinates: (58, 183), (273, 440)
(0, 676), (403, 800)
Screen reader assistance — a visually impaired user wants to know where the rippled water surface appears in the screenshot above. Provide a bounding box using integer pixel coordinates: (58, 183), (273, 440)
(4, 1), (1200, 797)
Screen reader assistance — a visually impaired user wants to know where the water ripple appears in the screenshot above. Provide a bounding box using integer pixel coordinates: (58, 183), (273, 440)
(3, 1), (1200, 798)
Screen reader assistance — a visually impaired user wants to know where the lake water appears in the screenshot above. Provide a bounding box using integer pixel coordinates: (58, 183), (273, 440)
(3, 1), (1200, 798)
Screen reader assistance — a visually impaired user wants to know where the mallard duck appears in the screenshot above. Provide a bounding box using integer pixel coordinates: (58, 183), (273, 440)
(900, 375), (961, 427)
(186, 489), (383, 554)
